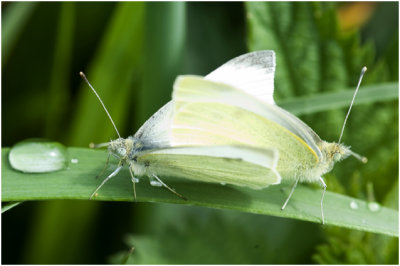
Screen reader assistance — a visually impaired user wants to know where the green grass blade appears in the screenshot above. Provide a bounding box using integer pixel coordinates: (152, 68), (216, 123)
(22, 200), (99, 264)
(2, 201), (23, 213)
(2, 2), (38, 65)
(136, 2), (186, 127)
(67, 2), (145, 146)
(279, 82), (399, 115)
(2, 147), (398, 237)
(45, 2), (75, 138)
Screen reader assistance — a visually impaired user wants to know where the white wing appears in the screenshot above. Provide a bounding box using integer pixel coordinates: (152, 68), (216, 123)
(134, 101), (173, 148)
(172, 76), (323, 159)
(206, 50), (276, 105)
(138, 145), (281, 189)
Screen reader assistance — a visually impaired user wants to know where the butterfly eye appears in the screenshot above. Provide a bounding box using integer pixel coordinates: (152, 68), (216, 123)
(117, 147), (127, 157)
(333, 152), (341, 162)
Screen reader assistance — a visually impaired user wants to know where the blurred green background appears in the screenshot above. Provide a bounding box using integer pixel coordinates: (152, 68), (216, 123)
(2, 2), (398, 264)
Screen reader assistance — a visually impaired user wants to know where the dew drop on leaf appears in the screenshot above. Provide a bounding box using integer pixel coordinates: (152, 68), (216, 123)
(8, 139), (67, 173)
(71, 158), (79, 164)
(150, 180), (163, 187)
(367, 202), (381, 212)
(349, 200), (359, 210)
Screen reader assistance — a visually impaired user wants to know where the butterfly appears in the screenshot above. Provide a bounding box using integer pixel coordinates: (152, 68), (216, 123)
(80, 71), (279, 202)
(169, 50), (367, 223)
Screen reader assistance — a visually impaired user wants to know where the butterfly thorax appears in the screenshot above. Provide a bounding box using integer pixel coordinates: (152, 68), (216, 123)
(107, 137), (145, 163)
(318, 141), (351, 174)
(293, 141), (353, 183)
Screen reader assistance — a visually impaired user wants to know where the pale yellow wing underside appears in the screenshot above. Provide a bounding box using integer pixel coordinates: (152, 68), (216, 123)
(137, 146), (280, 189)
(171, 102), (318, 179)
(172, 76), (323, 160)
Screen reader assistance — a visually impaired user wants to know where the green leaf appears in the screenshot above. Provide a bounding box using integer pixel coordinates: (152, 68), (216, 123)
(313, 219), (399, 264)
(2, 147), (398, 237)
(245, 2), (398, 263)
(313, 174), (399, 264)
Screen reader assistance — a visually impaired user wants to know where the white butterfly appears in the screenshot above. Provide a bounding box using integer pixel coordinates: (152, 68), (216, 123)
(80, 71), (279, 201)
(81, 50), (366, 224)
(169, 51), (367, 223)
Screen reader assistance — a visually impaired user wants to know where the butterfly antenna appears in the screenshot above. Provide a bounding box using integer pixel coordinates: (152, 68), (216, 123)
(80, 72), (121, 139)
(338, 66), (367, 144)
(349, 150), (368, 163)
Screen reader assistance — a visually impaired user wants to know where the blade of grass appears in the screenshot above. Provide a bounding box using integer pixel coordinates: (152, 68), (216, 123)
(2, 201), (23, 213)
(67, 2), (145, 146)
(22, 3), (144, 263)
(279, 82), (398, 115)
(136, 2), (186, 127)
(45, 2), (75, 138)
(2, 2), (38, 65)
(22, 200), (99, 264)
(2, 147), (398, 237)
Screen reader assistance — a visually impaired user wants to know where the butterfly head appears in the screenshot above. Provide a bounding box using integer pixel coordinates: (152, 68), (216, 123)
(321, 141), (367, 168)
(107, 137), (144, 161)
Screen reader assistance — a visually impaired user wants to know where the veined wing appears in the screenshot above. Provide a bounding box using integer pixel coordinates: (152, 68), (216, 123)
(134, 101), (173, 148)
(206, 50), (276, 105)
(172, 76), (323, 159)
(137, 146), (281, 189)
(171, 101), (319, 175)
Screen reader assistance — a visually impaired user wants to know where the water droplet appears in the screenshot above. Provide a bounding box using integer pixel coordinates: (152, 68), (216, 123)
(132, 177), (140, 183)
(349, 201), (359, 210)
(71, 158), (79, 164)
(368, 202), (380, 212)
(150, 180), (162, 187)
(220, 182), (226, 186)
(9, 139), (67, 173)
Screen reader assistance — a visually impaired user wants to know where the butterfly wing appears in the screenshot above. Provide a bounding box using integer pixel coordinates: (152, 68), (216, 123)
(172, 101), (320, 178)
(136, 145), (280, 189)
(134, 101), (173, 148)
(172, 76), (323, 160)
(206, 50), (276, 105)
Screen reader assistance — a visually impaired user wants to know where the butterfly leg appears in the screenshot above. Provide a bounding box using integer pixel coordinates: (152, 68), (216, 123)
(95, 154), (110, 179)
(150, 173), (187, 200)
(281, 175), (299, 210)
(319, 177), (327, 224)
(128, 166), (137, 201)
(90, 164), (124, 199)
